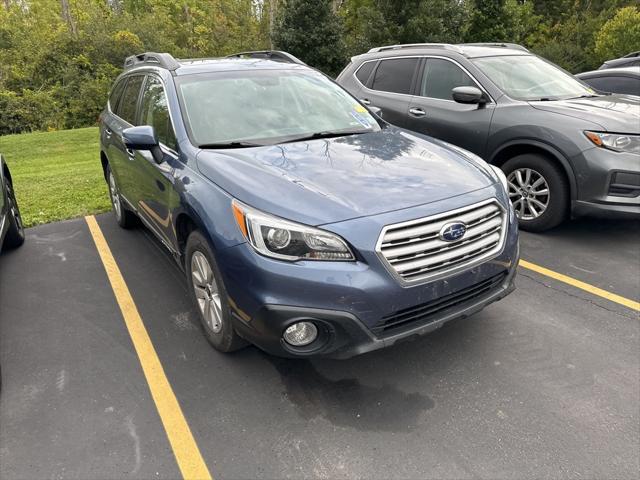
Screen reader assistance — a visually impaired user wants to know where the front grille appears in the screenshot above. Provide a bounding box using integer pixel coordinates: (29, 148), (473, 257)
(372, 272), (507, 335)
(377, 200), (507, 284)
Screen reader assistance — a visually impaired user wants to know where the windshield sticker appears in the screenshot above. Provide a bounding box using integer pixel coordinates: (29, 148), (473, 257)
(354, 104), (368, 113)
(350, 111), (371, 128)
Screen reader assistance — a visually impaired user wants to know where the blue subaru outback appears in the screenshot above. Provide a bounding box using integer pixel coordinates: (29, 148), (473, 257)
(99, 51), (519, 358)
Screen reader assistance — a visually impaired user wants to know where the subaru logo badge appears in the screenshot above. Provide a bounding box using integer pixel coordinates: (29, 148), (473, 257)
(439, 222), (467, 242)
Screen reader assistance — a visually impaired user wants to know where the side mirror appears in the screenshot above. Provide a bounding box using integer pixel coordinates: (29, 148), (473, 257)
(122, 126), (163, 164)
(368, 105), (383, 118)
(452, 86), (486, 105)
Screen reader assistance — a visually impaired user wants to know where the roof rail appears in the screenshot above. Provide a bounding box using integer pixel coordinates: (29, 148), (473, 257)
(367, 43), (464, 54)
(225, 50), (306, 65)
(461, 43), (529, 52)
(623, 51), (640, 58)
(124, 52), (180, 71)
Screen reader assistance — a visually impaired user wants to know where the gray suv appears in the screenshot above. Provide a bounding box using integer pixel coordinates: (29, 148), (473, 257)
(337, 43), (640, 231)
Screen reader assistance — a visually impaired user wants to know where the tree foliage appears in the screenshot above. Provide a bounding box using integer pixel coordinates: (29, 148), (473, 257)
(271, 0), (345, 76)
(595, 6), (640, 62)
(0, 0), (637, 135)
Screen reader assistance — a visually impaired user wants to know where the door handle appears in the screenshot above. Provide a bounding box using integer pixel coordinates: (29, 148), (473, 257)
(125, 147), (136, 159)
(104, 127), (112, 137)
(409, 107), (426, 117)
(360, 98), (371, 105)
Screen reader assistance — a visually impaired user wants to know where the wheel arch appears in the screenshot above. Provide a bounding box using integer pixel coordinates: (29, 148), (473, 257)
(489, 140), (577, 201)
(175, 212), (199, 257)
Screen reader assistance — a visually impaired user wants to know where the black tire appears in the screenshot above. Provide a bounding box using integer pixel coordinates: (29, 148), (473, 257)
(502, 154), (569, 232)
(185, 230), (246, 353)
(106, 164), (137, 229)
(3, 177), (25, 249)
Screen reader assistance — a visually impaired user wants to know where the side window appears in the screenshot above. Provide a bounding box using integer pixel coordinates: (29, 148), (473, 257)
(609, 76), (640, 96)
(116, 75), (145, 125)
(108, 78), (126, 112)
(583, 76), (612, 92)
(355, 61), (376, 86)
(421, 58), (477, 100)
(140, 76), (177, 150)
(370, 58), (418, 95)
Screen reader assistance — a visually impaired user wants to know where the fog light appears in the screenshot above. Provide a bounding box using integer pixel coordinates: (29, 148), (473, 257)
(283, 322), (318, 347)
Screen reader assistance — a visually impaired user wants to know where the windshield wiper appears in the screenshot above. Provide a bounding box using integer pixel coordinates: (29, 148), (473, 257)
(566, 94), (602, 99)
(198, 141), (263, 149)
(282, 130), (369, 144)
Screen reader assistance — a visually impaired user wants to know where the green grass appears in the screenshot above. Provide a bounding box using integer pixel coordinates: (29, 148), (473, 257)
(0, 127), (111, 227)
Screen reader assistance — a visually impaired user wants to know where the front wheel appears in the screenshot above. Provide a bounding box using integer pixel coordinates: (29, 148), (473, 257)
(502, 154), (569, 232)
(185, 230), (246, 353)
(106, 164), (136, 229)
(3, 177), (25, 249)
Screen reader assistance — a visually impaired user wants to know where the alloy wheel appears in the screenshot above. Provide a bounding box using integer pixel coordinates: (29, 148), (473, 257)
(507, 167), (550, 220)
(108, 172), (122, 221)
(6, 181), (23, 233)
(191, 251), (223, 333)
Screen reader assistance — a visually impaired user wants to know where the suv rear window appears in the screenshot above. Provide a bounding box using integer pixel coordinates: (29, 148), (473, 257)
(116, 75), (144, 125)
(421, 58), (476, 100)
(370, 58), (418, 95)
(355, 61), (376, 86)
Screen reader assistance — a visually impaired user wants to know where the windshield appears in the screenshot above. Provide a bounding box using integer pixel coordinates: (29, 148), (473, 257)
(176, 69), (380, 146)
(473, 55), (596, 101)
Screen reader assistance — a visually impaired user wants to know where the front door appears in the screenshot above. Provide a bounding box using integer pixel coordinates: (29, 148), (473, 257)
(133, 75), (180, 248)
(405, 58), (494, 157)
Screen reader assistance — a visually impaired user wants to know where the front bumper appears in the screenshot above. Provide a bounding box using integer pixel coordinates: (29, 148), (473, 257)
(217, 188), (519, 359)
(571, 147), (640, 219)
(233, 263), (516, 359)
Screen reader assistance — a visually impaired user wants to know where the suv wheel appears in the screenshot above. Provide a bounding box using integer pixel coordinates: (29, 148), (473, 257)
(502, 154), (568, 232)
(3, 177), (25, 249)
(106, 164), (136, 228)
(185, 230), (246, 353)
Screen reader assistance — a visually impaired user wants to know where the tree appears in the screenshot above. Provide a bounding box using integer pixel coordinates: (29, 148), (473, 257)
(594, 6), (640, 62)
(271, 0), (345, 76)
(465, 0), (509, 42)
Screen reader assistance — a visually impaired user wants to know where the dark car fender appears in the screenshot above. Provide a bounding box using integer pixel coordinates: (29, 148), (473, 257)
(489, 138), (578, 202)
(171, 163), (247, 264)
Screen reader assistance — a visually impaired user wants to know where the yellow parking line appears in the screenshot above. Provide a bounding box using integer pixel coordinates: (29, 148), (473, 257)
(519, 259), (640, 312)
(85, 216), (212, 480)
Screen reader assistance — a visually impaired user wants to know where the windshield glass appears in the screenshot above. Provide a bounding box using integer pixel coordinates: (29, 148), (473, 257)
(473, 55), (596, 101)
(176, 69), (380, 146)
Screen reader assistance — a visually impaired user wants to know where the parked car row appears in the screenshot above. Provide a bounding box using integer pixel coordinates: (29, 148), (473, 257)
(96, 45), (638, 360)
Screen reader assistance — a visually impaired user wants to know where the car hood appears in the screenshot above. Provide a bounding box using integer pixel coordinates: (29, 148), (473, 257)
(529, 95), (640, 132)
(196, 128), (495, 226)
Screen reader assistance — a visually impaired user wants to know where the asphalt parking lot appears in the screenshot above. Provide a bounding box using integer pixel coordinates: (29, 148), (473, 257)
(1, 213), (639, 479)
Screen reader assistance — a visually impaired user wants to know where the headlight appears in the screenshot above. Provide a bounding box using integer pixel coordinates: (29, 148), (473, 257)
(490, 165), (509, 192)
(231, 200), (355, 261)
(585, 131), (640, 155)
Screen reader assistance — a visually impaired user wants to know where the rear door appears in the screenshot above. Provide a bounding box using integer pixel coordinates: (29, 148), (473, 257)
(406, 57), (494, 157)
(133, 74), (180, 248)
(104, 75), (145, 204)
(358, 57), (420, 127)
